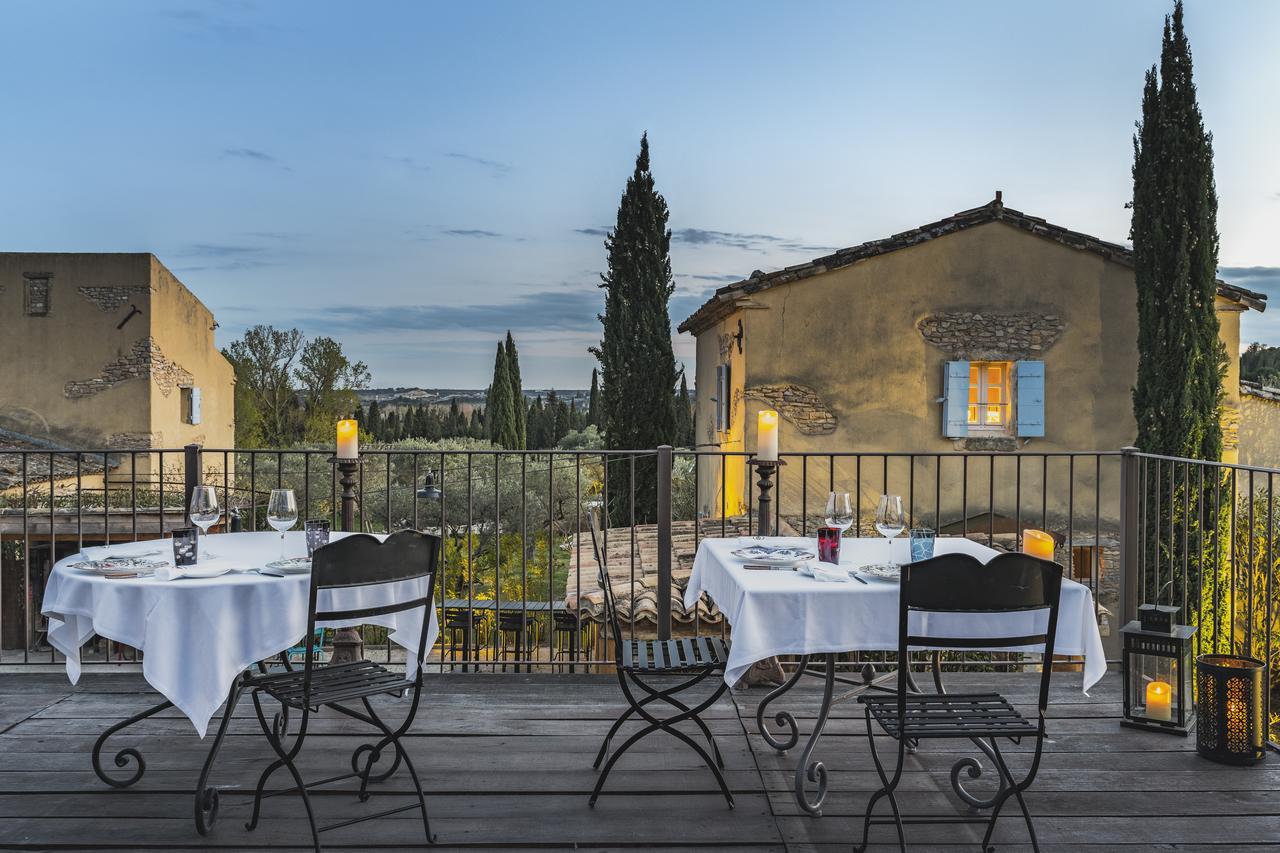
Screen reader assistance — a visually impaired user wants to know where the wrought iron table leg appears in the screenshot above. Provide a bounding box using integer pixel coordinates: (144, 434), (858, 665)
(92, 699), (175, 788)
(930, 650), (1007, 810)
(794, 653), (836, 816)
(195, 677), (248, 835)
(756, 654), (809, 752)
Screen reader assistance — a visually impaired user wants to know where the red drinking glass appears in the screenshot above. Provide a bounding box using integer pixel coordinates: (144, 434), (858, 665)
(817, 527), (841, 564)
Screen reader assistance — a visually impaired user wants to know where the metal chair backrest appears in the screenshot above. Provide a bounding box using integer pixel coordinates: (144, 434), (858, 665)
(898, 551), (1063, 717)
(301, 530), (440, 705)
(586, 509), (625, 658)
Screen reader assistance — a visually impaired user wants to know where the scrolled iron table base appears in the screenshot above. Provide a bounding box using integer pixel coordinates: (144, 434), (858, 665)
(758, 650), (1009, 816)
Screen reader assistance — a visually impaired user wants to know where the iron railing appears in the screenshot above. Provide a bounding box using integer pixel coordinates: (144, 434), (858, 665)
(2, 442), (1275, 711)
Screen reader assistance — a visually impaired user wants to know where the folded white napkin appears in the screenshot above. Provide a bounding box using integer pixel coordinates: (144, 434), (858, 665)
(809, 562), (851, 583)
(154, 564), (189, 581)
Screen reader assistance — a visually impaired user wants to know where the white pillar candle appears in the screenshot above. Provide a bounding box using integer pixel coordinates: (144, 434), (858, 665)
(757, 410), (779, 462)
(336, 419), (359, 460)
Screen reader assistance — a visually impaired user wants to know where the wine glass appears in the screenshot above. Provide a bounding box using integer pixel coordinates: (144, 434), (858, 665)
(188, 486), (220, 562)
(825, 492), (854, 536)
(266, 489), (299, 560)
(875, 494), (905, 567)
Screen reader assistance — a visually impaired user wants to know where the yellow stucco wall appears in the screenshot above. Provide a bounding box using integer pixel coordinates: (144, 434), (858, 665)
(688, 221), (1248, 523)
(0, 253), (234, 472)
(1240, 392), (1280, 470)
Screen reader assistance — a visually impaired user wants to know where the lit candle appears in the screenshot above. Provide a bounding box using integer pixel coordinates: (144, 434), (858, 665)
(1022, 529), (1055, 561)
(1146, 680), (1172, 722)
(757, 410), (779, 462)
(336, 419), (359, 460)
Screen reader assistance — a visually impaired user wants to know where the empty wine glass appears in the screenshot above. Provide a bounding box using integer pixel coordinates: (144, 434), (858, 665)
(825, 492), (854, 536)
(188, 486), (220, 562)
(875, 494), (905, 567)
(266, 489), (298, 560)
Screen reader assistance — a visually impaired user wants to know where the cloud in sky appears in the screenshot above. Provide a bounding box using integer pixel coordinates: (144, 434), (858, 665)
(445, 151), (512, 176)
(307, 287), (602, 334)
(1223, 266), (1280, 348)
(441, 228), (509, 239)
(172, 243), (274, 272)
(222, 147), (290, 170)
(576, 225), (833, 255)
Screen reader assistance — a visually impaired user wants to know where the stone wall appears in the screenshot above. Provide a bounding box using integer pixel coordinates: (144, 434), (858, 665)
(104, 431), (164, 449)
(917, 311), (1066, 359)
(743, 383), (836, 435)
(64, 337), (194, 400)
(77, 285), (150, 312)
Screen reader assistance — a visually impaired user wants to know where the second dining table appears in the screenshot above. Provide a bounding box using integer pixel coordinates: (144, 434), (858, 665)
(684, 534), (1108, 816)
(40, 530), (440, 835)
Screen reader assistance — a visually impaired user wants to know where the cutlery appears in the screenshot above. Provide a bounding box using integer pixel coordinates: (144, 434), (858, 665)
(847, 570), (869, 585)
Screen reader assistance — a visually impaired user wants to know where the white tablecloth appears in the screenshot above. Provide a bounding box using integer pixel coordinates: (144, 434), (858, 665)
(41, 531), (440, 736)
(684, 536), (1107, 693)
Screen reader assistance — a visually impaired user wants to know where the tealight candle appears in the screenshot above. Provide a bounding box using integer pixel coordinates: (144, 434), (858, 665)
(336, 419), (359, 460)
(1146, 680), (1172, 722)
(1022, 529), (1055, 561)
(757, 410), (779, 462)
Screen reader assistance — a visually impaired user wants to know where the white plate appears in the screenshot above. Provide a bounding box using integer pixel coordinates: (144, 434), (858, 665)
(265, 558), (312, 575)
(731, 545), (816, 566)
(175, 564), (233, 579)
(69, 558), (169, 576)
(856, 563), (901, 581)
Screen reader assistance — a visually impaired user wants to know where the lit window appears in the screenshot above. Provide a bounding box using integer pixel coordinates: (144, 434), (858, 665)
(967, 361), (1010, 429)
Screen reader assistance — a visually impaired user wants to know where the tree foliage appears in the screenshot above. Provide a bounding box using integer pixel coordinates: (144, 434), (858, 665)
(486, 342), (520, 449)
(1131, 0), (1224, 461)
(590, 133), (679, 523)
(223, 325), (305, 447)
(295, 336), (371, 442)
(504, 331), (527, 449)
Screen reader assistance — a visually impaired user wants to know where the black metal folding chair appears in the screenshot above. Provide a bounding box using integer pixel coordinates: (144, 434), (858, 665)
(585, 511), (734, 808)
(243, 530), (441, 852)
(853, 552), (1063, 853)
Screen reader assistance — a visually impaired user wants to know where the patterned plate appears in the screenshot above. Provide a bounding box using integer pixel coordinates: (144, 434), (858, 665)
(68, 558), (169, 576)
(264, 557), (312, 575)
(855, 563), (902, 581)
(731, 545), (816, 566)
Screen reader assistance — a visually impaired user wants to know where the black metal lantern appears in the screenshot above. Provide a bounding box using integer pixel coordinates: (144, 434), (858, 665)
(1196, 654), (1268, 765)
(1120, 620), (1196, 735)
(416, 469), (443, 501)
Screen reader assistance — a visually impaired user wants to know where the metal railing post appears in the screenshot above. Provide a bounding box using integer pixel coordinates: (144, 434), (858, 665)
(183, 443), (201, 526)
(657, 445), (673, 641)
(1119, 446), (1140, 624)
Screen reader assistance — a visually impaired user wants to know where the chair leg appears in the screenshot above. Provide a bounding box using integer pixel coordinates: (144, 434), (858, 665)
(244, 756), (285, 831)
(592, 669), (710, 768)
(361, 697), (435, 845)
(250, 693), (319, 853)
(628, 670), (728, 768)
(854, 709), (906, 853)
(984, 737), (1041, 853)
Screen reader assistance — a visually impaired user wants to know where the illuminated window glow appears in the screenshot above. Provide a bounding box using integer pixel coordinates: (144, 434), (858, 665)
(967, 361), (1010, 428)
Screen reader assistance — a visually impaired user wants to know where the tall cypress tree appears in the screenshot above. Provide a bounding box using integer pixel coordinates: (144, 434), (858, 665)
(504, 331), (526, 449)
(675, 373), (694, 448)
(1131, 0), (1223, 461)
(590, 133), (679, 524)
(587, 368), (601, 427)
(487, 342), (519, 448)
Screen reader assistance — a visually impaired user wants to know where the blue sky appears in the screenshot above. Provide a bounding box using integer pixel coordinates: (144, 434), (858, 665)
(2, 0), (1277, 388)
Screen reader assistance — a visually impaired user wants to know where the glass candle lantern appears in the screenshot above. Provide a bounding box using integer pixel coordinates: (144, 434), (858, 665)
(1119, 620), (1196, 735)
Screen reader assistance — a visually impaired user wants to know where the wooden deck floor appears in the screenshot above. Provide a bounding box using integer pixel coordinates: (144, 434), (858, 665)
(0, 669), (1275, 851)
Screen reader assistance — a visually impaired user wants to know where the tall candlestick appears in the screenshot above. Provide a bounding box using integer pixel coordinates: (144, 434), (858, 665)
(757, 410), (779, 462)
(1146, 680), (1172, 722)
(336, 419), (359, 460)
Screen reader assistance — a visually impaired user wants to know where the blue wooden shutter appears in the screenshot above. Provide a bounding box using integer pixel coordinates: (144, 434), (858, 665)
(1016, 361), (1044, 437)
(943, 361), (969, 437)
(189, 387), (202, 425)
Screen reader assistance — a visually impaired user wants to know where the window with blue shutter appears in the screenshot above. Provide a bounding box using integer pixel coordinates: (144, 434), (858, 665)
(943, 360), (970, 437)
(1015, 360), (1045, 437)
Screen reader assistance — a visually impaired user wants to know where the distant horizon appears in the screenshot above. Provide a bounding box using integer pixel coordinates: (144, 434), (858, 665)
(2, 0), (1276, 387)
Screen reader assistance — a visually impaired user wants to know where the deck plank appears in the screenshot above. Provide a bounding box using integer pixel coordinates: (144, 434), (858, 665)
(0, 670), (1274, 850)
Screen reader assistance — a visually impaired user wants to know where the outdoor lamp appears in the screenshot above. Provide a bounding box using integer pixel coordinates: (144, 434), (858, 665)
(417, 469), (443, 501)
(1196, 654), (1268, 765)
(1120, 617), (1196, 735)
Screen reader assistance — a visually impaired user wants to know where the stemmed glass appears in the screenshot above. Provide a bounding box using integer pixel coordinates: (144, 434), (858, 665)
(825, 492), (854, 536)
(875, 494), (905, 568)
(188, 486), (220, 563)
(266, 489), (299, 560)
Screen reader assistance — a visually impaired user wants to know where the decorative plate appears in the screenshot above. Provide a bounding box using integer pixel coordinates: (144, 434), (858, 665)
(731, 545), (816, 566)
(265, 557), (312, 575)
(68, 558), (169, 576)
(855, 563), (902, 581)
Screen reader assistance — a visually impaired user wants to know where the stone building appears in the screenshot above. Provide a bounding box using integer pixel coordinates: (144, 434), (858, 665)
(1239, 381), (1280, 470)
(678, 194), (1265, 534)
(0, 252), (235, 472)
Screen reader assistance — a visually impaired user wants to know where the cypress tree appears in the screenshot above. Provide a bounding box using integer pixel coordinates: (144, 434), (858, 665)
(1131, 0), (1223, 461)
(504, 331), (526, 449)
(486, 342), (519, 448)
(590, 133), (679, 524)
(587, 368), (601, 427)
(675, 373), (694, 448)
(367, 401), (382, 441)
